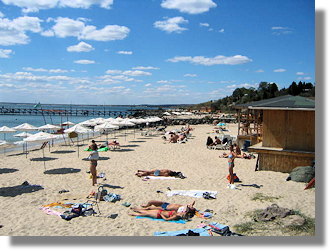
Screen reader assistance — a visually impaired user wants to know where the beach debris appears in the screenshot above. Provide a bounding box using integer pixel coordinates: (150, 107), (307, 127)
(58, 189), (69, 194)
(238, 184), (263, 189)
(21, 181), (30, 186)
(156, 190), (163, 193)
(122, 202), (131, 207)
(254, 204), (293, 222)
(107, 214), (118, 219)
(202, 192), (216, 199)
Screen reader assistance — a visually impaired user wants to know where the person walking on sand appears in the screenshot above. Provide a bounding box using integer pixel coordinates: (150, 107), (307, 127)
(227, 144), (237, 189)
(88, 144), (99, 186)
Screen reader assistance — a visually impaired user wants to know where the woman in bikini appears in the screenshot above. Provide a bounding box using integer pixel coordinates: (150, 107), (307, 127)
(88, 144), (99, 186)
(227, 144), (237, 189)
(138, 200), (196, 215)
(128, 208), (187, 221)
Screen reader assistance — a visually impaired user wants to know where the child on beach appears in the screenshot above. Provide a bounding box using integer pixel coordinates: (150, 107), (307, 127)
(88, 144), (99, 186)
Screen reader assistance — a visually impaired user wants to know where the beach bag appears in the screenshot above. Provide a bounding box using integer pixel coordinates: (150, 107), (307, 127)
(103, 193), (121, 202)
(226, 173), (240, 182)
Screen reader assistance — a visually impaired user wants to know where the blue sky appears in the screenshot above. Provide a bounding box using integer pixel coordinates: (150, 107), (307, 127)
(0, 0), (315, 105)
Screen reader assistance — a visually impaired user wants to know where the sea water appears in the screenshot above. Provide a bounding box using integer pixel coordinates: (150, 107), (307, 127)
(0, 102), (161, 142)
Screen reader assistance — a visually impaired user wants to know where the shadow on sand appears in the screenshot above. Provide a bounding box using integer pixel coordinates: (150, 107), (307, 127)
(82, 157), (110, 161)
(120, 144), (140, 148)
(44, 168), (81, 175)
(101, 184), (124, 189)
(30, 157), (58, 161)
(51, 150), (76, 154)
(0, 183), (44, 197)
(0, 168), (19, 174)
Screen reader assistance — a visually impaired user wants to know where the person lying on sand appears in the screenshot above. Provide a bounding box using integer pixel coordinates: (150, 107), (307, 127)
(128, 208), (188, 221)
(135, 169), (185, 178)
(139, 200), (196, 216)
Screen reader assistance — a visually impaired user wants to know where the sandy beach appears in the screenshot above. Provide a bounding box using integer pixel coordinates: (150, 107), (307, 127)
(0, 123), (315, 236)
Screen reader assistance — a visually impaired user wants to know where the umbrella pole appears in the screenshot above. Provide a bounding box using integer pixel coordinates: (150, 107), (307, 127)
(42, 147), (46, 170)
(77, 136), (79, 158)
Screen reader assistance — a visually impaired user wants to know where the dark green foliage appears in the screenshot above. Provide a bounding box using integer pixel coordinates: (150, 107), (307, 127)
(188, 81), (315, 112)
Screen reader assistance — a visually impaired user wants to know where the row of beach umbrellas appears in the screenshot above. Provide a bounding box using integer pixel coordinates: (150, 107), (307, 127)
(0, 116), (163, 151)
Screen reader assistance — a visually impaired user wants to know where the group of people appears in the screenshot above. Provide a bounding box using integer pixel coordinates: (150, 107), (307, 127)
(206, 136), (229, 147)
(163, 125), (193, 143)
(128, 200), (196, 221)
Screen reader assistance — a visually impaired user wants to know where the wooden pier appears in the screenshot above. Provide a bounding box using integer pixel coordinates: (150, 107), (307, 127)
(0, 107), (135, 117)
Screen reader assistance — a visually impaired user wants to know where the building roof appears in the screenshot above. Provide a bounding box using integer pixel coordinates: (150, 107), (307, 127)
(234, 95), (315, 111)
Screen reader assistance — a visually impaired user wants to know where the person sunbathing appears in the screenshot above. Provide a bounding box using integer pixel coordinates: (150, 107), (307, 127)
(135, 169), (184, 178)
(128, 208), (188, 221)
(209, 136), (222, 146)
(168, 134), (179, 143)
(139, 200), (196, 216)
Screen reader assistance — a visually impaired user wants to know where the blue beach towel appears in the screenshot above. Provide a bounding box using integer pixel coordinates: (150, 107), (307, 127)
(154, 228), (211, 236)
(135, 216), (186, 224)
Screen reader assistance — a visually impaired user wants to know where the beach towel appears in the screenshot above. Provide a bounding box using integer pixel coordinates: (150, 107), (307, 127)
(135, 216), (186, 224)
(39, 207), (63, 218)
(84, 147), (109, 152)
(143, 176), (177, 180)
(166, 190), (217, 198)
(154, 228), (211, 236)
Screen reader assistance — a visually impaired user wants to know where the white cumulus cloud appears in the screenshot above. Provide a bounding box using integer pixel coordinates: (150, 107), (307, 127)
(67, 41), (94, 52)
(0, 16), (42, 46)
(167, 55), (252, 66)
(0, 49), (13, 58)
(132, 66), (159, 70)
(161, 0), (217, 14)
(154, 16), (188, 33)
(273, 68), (286, 72)
(117, 50), (133, 55)
(42, 17), (130, 41)
(184, 73), (197, 77)
(1, 0), (114, 13)
(74, 59), (95, 64)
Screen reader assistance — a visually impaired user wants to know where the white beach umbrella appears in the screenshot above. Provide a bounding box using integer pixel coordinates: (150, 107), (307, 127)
(13, 123), (39, 131)
(0, 140), (15, 148)
(94, 122), (120, 141)
(0, 140), (16, 155)
(163, 112), (171, 116)
(64, 124), (93, 157)
(23, 132), (58, 169)
(61, 121), (75, 126)
(13, 133), (32, 156)
(38, 124), (61, 131)
(0, 126), (16, 140)
(64, 124), (92, 134)
(93, 117), (107, 124)
(23, 132), (59, 143)
(94, 122), (119, 131)
(13, 132), (33, 138)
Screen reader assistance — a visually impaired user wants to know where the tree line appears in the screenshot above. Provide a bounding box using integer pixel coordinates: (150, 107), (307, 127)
(189, 81), (315, 112)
